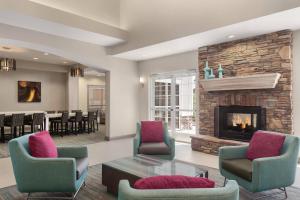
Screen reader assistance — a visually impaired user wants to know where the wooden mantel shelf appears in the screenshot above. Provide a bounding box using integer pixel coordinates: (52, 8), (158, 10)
(200, 73), (281, 92)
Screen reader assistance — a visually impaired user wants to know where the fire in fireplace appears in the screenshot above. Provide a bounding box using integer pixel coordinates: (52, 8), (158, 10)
(214, 105), (266, 141)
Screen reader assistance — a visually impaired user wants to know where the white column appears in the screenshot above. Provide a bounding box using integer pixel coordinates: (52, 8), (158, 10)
(67, 75), (80, 111)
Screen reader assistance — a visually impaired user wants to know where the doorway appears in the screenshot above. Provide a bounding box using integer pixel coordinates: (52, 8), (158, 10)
(150, 71), (197, 142)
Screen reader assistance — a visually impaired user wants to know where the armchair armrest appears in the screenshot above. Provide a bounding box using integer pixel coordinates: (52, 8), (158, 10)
(133, 135), (140, 156)
(133, 123), (141, 156)
(17, 157), (77, 193)
(252, 153), (297, 190)
(57, 146), (88, 158)
(168, 137), (175, 159)
(118, 180), (239, 200)
(219, 145), (248, 160)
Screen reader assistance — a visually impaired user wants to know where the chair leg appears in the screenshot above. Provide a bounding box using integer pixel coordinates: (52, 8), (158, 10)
(1, 127), (4, 143)
(14, 126), (17, 138)
(65, 123), (68, 135)
(60, 122), (64, 137)
(223, 178), (227, 186)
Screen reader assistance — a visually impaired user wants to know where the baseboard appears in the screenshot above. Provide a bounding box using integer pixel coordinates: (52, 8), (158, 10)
(105, 133), (135, 141)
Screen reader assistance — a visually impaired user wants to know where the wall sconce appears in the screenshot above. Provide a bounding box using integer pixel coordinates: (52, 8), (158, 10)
(139, 77), (145, 88)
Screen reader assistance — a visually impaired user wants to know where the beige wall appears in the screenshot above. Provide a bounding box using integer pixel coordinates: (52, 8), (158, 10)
(138, 50), (198, 120)
(293, 30), (300, 136)
(0, 60), (67, 111)
(79, 75), (106, 112)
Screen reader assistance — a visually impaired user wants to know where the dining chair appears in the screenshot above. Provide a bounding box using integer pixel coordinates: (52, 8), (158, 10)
(52, 112), (69, 137)
(25, 113), (45, 133)
(0, 114), (5, 142)
(5, 113), (25, 139)
(69, 111), (83, 134)
(83, 112), (95, 134)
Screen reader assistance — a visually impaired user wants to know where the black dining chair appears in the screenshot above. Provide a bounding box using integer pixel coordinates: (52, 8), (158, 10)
(25, 113), (45, 133)
(83, 111), (95, 134)
(71, 110), (81, 113)
(46, 111), (56, 114)
(52, 112), (69, 137)
(5, 113), (25, 139)
(69, 111), (83, 134)
(0, 115), (5, 142)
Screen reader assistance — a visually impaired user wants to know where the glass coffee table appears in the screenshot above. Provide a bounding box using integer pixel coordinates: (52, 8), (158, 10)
(102, 155), (209, 195)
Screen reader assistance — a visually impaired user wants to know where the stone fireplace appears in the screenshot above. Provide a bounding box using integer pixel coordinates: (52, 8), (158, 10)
(191, 30), (293, 155)
(214, 105), (266, 141)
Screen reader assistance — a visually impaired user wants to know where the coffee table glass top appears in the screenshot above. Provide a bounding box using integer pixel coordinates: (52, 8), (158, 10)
(103, 155), (208, 178)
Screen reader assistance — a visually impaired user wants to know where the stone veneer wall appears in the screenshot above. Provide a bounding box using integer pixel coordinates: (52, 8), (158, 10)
(198, 30), (293, 136)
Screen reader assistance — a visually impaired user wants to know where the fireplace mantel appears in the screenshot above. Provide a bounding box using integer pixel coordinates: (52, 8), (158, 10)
(200, 73), (281, 92)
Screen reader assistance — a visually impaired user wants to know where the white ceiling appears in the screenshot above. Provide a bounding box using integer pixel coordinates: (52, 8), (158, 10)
(0, 0), (127, 47)
(0, 45), (74, 65)
(29, 0), (121, 27)
(113, 7), (300, 61)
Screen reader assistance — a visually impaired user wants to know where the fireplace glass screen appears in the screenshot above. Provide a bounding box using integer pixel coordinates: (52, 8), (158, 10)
(227, 113), (257, 133)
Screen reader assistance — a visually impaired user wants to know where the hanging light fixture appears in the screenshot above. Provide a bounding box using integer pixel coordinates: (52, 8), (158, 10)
(0, 58), (16, 71)
(70, 64), (84, 77)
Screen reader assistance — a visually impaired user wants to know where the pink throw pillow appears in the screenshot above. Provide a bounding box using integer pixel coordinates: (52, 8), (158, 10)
(246, 130), (286, 160)
(141, 121), (164, 143)
(134, 175), (215, 189)
(29, 131), (58, 158)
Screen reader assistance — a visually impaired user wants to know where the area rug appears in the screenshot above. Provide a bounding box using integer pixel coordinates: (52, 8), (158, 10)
(0, 131), (106, 159)
(0, 163), (299, 200)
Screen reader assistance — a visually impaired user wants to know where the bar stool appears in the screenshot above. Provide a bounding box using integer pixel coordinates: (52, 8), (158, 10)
(83, 111), (95, 134)
(5, 113), (25, 139)
(0, 115), (4, 143)
(69, 111), (83, 134)
(52, 112), (69, 137)
(25, 113), (45, 133)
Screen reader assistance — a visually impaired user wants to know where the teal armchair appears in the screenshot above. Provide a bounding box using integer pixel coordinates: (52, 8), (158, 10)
(219, 134), (299, 198)
(118, 179), (239, 200)
(133, 122), (175, 160)
(9, 134), (88, 200)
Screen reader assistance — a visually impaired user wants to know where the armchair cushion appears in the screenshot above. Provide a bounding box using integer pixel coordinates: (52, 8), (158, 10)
(141, 121), (164, 143)
(139, 142), (170, 155)
(29, 131), (58, 158)
(222, 159), (252, 182)
(246, 130), (285, 160)
(134, 175), (215, 189)
(75, 157), (88, 180)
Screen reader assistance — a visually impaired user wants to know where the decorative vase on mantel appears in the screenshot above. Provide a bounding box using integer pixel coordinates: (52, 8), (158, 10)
(218, 64), (224, 78)
(204, 61), (210, 79)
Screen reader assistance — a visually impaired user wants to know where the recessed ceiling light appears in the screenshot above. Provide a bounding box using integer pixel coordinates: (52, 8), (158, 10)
(43, 52), (49, 55)
(228, 35), (235, 39)
(33, 57), (39, 60)
(63, 61), (68, 64)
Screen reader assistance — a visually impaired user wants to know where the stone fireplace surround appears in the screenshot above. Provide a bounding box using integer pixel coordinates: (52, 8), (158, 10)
(192, 30), (293, 155)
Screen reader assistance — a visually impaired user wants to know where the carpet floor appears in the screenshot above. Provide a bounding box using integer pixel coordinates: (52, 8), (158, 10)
(0, 163), (299, 200)
(0, 127), (106, 159)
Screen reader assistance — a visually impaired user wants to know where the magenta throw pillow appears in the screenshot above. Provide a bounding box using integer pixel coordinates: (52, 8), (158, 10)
(141, 121), (164, 143)
(246, 130), (286, 160)
(29, 131), (58, 158)
(134, 175), (215, 189)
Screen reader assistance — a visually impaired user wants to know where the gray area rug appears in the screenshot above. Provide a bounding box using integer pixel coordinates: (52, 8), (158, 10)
(0, 130), (106, 159)
(0, 163), (299, 200)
